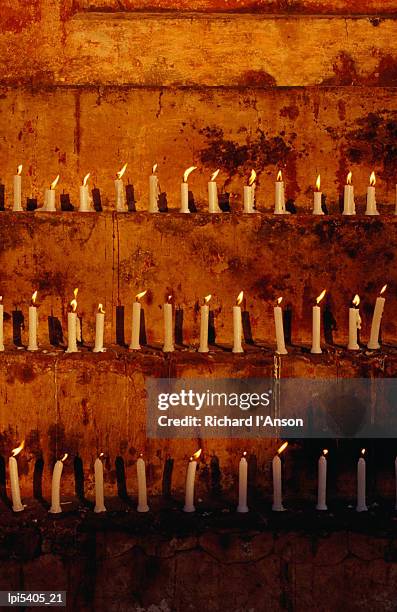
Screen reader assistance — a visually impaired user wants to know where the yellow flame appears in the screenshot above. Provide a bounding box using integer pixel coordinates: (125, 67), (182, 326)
(117, 163), (127, 180)
(61, 453), (68, 462)
(0, 296), (2, 302)
(353, 294), (360, 307)
(236, 291), (244, 306)
(183, 166), (197, 183)
(12, 440), (25, 457)
(136, 290), (147, 301)
(210, 169), (220, 182)
(277, 297), (283, 305)
(83, 172), (90, 187)
(361, 448), (366, 456)
(248, 169), (257, 186)
(31, 290), (38, 305)
(99, 452), (104, 458)
(316, 289), (326, 305)
(152, 163), (158, 174)
(17, 164), (23, 176)
(204, 294), (211, 304)
(70, 299), (77, 312)
(323, 449), (328, 456)
(50, 175), (60, 190)
(380, 284), (387, 295)
(277, 441), (288, 454)
(370, 171), (376, 186)
(243, 451), (247, 457)
(191, 449), (202, 461)
(316, 174), (321, 191)
(277, 170), (283, 182)
(346, 171), (352, 185)
(167, 295), (173, 303)
(98, 303), (105, 314)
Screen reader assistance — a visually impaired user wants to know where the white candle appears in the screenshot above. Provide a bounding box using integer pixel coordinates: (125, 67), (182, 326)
(0, 297), (4, 352)
(130, 290), (147, 350)
(348, 294), (361, 350)
(94, 453), (106, 513)
(244, 170), (256, 213)
(180, 166), (196, 213)
(93, 304), (105, 353)
(365, 172), (378, 215)
(41, 175), (59, 212)
(79, 172), (93, 212)
(137, 455), (149, 512)
(316, 449), (328, 511)
(49, 453), (68, 514)
(311, 289), (326, 354)
(114, 163), (128, 212)
(9, 441), (24, 512)
(183, 449), (201, 512)
(163, 297), (174, 352)
(367, 285), (387, 350)
(233, 291), (244, 353)
(313, 174), (324, 215)
(13, 165), (23, 211)
(343, 171), (355, 215)
(237, 452), (249, 513)
(356, 449), (368, 512)
(27, 290), (38, 351)
(149, 163), (160, 213)
(272, 442), (288, 511)
(274, 297), (287, 355)
(274, 170), (288, 215)
(198, 294), (211, 353)
(208, 169), (220, 213)
(66, 289), (79, 353)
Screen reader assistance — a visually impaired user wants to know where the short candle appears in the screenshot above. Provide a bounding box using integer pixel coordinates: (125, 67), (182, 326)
(365, 171), (379, 216)
(208, 169), (220, 213)
(180, 166), (196, 213)
(243, 169), (256, 213)
(312, 174), (324, 215)
(41, 174), (59, 212)
(343, 171), (355, 215)
(79, 172), (93, 212)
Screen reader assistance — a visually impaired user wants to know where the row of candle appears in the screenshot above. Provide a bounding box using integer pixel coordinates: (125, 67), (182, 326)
(7, 442), (395, 515)
(5, 166), (397, 216)
(0, 286), (388, 354)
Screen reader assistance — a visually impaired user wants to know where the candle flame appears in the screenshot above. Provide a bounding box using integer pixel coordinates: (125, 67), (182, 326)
(323, 449), (328, 456)
(346, 171), (352, 185)
(191, 449), (202, 461)
(248, 169), (257, 186)
(82, 172), (90, 187)
(0, 296), (2, 302)
(277, 441), (288, 455)
(11, 440), (25, 457)
(70, 299), (77, 312)
(236, 291), (244, 306)
(117, 163), (127, 180)
(277, 170), (283, 182)
(50, 175), (60, 190)
(99, 452), (104, 458)
(370, 171), (376, 186)
(31, 290), (38, 305)
(277, 297), (283, 305)
(210, 169), (220, 182)
(98, 303), (105, 314)
(17, 164), (23, 176)
(61, 453), (68, 463)
(204, 294), (212, 304)
(361, 448), (366, 456)
(353, 294), (360, 307)
(243, 451), (247, 457)
(316, 174), (321, 191)
(136, 290), (147, 301)
(316, 289), (327, 305)
(152, 163), (158, 174)
(380, 284), (387, 295)
(167, 295), (173, 303)
(183, 166), (197, 183)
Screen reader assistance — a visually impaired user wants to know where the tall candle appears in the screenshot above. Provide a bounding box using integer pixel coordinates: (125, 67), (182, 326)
(66, 289), (79, 353)
(365, 171), (378, 215)
(243, 170), (256, 213)
(94, 452), (106, 513)
(27, 290), (38, 351)
(311, 289), (326, 354)
(114, 163), (128, 212)
(130, 290), (147, 350)
(198, 294), (211, 353)
(0, 296), (4, 351)
(183, 449), (201, 512)
(316, 449), (328, 511)
(93, 303), (105, 352)
(42, 175), (59, 212)
(149, 163), (160, 213)
(272, 442), (288, 511)
(9, 441), (24, 512)
(137, 454), (149, 512)
(208, 169), (220, 213)
(180, 166), (196, 213)
(163, 296), (174, 352)
(237, 452), (249, 513)
(79, 172), (93, 212)
(367, 284), (387, 350)
(356, 449), (368, 512)
(274, 297), (287, 355)
(343, 171), (355, 215)
(274, 170), (288, 215)
(348, 294), (361, 350)
(49, 453), (68, 514)
(13, 165), (23, 211)
(313, 174), (324, 215)
(233, 291), (244, 354)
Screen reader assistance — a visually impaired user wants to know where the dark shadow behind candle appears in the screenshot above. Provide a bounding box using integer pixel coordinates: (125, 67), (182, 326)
(0, 184), (5, 211)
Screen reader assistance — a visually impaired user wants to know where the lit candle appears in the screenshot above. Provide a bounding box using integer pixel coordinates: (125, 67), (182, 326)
(237, 451), (249, 513)
(79, 172), (93, 212)
(198, 294), (211, 353)
(13, 165), (23, 211)
(114, 163), (128, 212)
(94, 452), (106, 513)
(367, 284), (387, 350)
(313, 174), (324, 215)
(137, 454), (149, 512)
(274, 170), (288, 215)
(130, 290), (147, 350)
(356, 448), (368, 512)
(208, 169), (220, 213)
(41, 175), (60, 212)
(49, 453), (68, 514)
(243, 170), (256, 213)
(274, 297), (287, 355)
(149, 163), (160, 213)
(272, 442), (288, 511)
(180, 166), (196, 213)
(348, 294), (361, 350)
(9, 441), (24, 512)
(93, 303), (106, 353)
(163, 295), (174, 352)
(183, 449), (201, 512)
(316, 449), (328, 511)
(365, 171), (378, 216)
(0, 296), (4, 352)
(343, 171), (355, 215)
(66, 288), (79, 353)
(233, 291), (244, 354)
(27, 290), (38, 351)
(311, 289), (326, 354)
